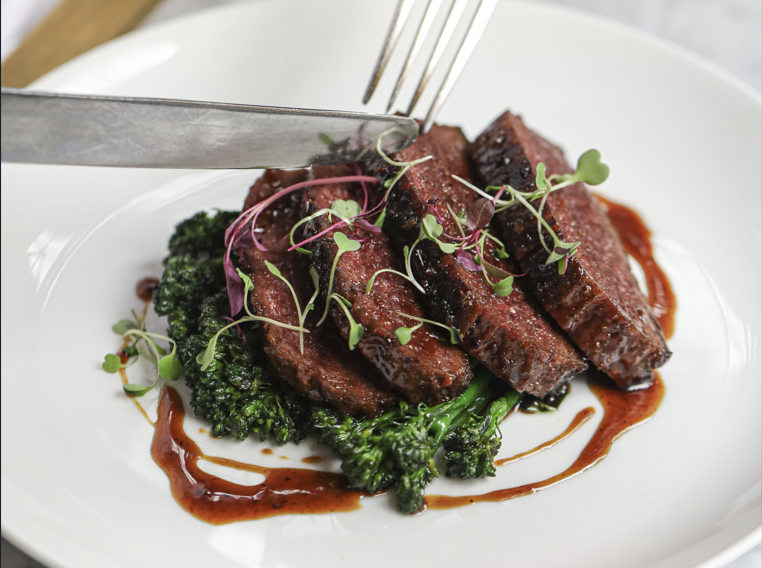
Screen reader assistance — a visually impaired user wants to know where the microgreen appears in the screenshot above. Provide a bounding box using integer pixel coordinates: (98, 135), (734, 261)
(104, 324), (183, 396)
(222, 174), (379, 315)
(318, 132), (335, 147)
(328, 293), (364, 350)
(317, 232), (361, 326)
(394, 323), (422, 345)
(466, 198), (495, 233)
(452, 149), (607, 275)
(396, 312), (461, 345)
(331, 199), (362, 220)
(102, 353), (123, 373)
(549, 149), (610, 186)
(112, 319), (136, 335)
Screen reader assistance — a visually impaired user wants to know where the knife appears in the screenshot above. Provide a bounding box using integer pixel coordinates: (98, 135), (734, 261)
(0, 88), (419, 169)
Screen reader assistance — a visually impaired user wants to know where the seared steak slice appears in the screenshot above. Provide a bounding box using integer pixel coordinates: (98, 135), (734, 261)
(470, 111), (671, 387)
(239, 169), (399, 416)
(363, 125), (587, 397)
(301, 165), (472, 406)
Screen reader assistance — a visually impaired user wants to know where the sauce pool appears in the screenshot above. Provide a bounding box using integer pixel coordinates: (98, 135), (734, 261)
(151, 387), (363, 524)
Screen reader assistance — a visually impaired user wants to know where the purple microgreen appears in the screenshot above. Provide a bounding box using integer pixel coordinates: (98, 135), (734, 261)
(329, 293), (364, 350)
(397, 312), (461, 345)
(225, 255), (245, 316)
(112, 319), (136, 335)
(395, 323), (422, 345)
(353, 218), (383, 234)
(456, 249), (481, 271)
(317, 233), (361, 326)
(466, 198), (495, 232)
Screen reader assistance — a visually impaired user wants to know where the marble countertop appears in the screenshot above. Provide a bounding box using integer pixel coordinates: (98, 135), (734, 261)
(1, 1), (760, 567)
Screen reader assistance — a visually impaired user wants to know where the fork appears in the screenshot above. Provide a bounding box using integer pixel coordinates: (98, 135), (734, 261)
(363, 0), (498, 133)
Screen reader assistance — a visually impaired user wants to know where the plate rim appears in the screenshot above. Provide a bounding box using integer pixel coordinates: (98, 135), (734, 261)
(2, 1), (760, 567)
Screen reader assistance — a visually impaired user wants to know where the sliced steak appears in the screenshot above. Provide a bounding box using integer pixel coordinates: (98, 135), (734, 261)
(362, 124), (587, 397)
(301, 165), (472, 406)
(470, 111), (671, 387)
(239, 169), (399, 416)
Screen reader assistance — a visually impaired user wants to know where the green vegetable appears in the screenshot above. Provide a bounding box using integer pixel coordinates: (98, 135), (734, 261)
(152, 210), (309, 444)
(443, 375), (522, 479)
(311, 371), (501, 513)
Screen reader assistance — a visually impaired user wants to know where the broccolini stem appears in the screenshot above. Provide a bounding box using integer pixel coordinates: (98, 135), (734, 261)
(427, 372), (492, 447)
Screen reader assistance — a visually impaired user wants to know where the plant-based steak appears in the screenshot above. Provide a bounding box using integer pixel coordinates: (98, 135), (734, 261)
(363, 124), (587, 397)
(239, 169), (399, 416)
(302, 165), (472, 406)
(470, 111), (671, 387)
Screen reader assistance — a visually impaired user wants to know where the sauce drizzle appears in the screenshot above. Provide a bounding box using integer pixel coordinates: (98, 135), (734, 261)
(426, 373), (664, 510)
(151, 387), (363, 525)
(495, 407), (595, 466)
(597, 195), (676, 339)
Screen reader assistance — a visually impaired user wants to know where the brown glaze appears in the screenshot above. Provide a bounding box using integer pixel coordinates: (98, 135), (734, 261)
(426, 373), (665, 510)
(151, 387), (363, 524)
(495, 407), (595, 466)
(261, 448), (274, 455)
(302, 456), (324, 464)
(136, 277), (160, 302)
(597, 196), (676, 340)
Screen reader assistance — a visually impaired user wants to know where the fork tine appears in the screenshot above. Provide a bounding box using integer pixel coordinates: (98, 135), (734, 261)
(404, 0), (469, 117)
(362, 0), (417, 105)
(421, 0), (497, 132)
(385, 0), (444, 114)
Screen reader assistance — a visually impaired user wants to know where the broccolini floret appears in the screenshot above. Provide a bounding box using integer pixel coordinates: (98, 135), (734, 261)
(153, 210), (308, 444)
(311, 372), (502, 513)
(442, 383), (521, 479)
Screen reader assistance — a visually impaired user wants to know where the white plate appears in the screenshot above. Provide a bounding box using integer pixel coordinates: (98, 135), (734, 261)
(2, 1), (760, 567)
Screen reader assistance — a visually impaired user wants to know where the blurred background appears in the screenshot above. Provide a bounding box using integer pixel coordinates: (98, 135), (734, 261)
(1, 0), (760, 566)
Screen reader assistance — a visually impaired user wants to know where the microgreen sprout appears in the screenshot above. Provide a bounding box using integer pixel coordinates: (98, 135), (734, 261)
(103, 322), (183, 396)
(328, 293), (364, 350)
(396, 312), (462, 345)
(366, 213), (450, 295)
(395, 323), (423, 345)
(317, 232), (361, 326)
(196, 267), (309, 369)
(452, 149), (608, 275)
(373, 137), (433, 228)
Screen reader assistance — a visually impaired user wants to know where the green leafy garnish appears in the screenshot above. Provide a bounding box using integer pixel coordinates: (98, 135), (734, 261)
(331, 199), (362, 220)
(102, 353), (122, 373)
(397, 312), (461, 344)
(328, 293), (364, 350)
(112, 319), (136, 335)
(317, 232), (361, 326)
(395, 323), (422, 345)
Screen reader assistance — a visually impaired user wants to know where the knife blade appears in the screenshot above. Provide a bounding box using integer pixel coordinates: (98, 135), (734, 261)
(0, 88), (419, 169)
